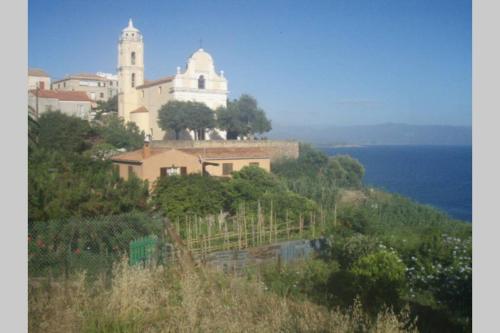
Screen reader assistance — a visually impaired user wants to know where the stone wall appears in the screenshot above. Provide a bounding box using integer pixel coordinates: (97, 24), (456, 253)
(151, 140), (299, 162)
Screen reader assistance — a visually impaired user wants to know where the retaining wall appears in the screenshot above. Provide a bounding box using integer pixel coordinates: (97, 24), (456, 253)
(151, 140), (299, 162)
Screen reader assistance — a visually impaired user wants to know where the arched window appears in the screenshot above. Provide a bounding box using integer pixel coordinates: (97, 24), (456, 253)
(131, 73), (135, 87)
(198, 75), (205, 89)
(131, 52), (136, 65)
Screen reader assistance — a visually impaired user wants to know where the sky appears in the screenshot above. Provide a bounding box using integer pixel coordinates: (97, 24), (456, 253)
(28, 0), (471, 127)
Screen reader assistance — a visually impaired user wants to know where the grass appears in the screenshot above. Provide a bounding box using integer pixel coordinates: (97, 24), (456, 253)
(29, 258), (417, 333)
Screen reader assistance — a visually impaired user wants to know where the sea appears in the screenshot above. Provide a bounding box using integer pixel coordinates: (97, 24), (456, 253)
(321, 145), (472, 222)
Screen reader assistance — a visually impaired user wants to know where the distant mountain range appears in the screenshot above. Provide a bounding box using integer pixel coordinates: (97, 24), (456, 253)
(268, 123), (472, 146)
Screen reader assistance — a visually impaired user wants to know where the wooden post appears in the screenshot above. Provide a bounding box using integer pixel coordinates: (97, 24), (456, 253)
(334, 203), (337, 227)
(187, 216), (191, 250)
(299, 214), (303, 238)
(243, 205), (248, 248)
(208, 219), (211, 251)
(269, 201), (273, 244)
(311, 212), (315, 238)
(252, 216), (256, 247)
(286, 210), (290, 240)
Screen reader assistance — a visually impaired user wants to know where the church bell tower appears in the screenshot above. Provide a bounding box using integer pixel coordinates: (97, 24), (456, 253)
(118, 19), (144, 122)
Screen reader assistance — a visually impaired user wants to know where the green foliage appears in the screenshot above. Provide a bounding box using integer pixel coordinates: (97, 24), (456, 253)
(94, 95), (118, 119)
(260, 259), (339, 304)
(157, 101), (189, 139)
(326, 233), (380, 269)
(157, 100), (215, 140)
(272, 144), (365, 208)
(38, 111), (97, 154)
(216, 94), (272, 139)
(28, 148), (149, 222)
(95, 114), (144, 150)
(28, 111), (39, 152)
(151, 174), (229, 220)
(151, 166), (319, 222)
(350, 250), (407, 314)
(29, 212), (163, 277)
(184, 102), (216, 140)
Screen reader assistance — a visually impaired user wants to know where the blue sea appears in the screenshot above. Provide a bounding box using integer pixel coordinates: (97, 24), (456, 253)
(322, 145), (472, 222)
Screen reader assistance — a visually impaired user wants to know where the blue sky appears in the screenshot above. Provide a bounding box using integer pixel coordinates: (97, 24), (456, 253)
(29, 0), (471, 127)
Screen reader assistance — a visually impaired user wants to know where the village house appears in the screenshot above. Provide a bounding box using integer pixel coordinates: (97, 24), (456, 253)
(28, 68), (51, 90)
(111, 140), (271, 185)
(28, 89), (92, 119)
(52, 72), (118, 102)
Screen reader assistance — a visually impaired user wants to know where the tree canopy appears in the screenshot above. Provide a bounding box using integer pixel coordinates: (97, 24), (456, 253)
(216, 94), (272, 139)
(95, 114), (144, 150)
(94, 95), (118, 119)
(157, 100), (215, 140)
(38, 111), (97, 154)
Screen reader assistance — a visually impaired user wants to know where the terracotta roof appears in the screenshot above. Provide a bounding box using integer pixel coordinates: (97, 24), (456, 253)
(29, 89), (92, 102)
(136, 76), (174, 89)
(110, 148), (165, 163)
(130, 106), (149, 114)
(180, 147), (271, 160)
(53, 73), (110, 83)
(111, 147), (271, 163)
(29, 68), (50, 77)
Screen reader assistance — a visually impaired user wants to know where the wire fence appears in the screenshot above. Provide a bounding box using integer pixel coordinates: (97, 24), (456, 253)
(28, 204), (333, 279)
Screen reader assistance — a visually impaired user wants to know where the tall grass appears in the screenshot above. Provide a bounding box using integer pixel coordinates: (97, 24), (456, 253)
(29, 259), (416, 333)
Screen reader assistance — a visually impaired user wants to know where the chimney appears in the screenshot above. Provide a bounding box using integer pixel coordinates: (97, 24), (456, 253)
(143, 134), (151, 158)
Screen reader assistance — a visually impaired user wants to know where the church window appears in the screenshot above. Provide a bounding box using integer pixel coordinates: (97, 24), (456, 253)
(198, 75), (205, 89)
(131, 73), (135, 87)
(158, 86), (162, 94)
(131, 52), (136, 65)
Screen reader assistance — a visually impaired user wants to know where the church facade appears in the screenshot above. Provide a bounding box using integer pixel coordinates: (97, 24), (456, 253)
(117, 19), (229, 140)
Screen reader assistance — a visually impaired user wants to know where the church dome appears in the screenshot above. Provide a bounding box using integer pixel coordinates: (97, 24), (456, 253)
(188, 48), (215, 73)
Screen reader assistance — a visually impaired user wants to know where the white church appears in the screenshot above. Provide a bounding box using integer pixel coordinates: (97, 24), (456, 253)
(118, 19), (229, 140)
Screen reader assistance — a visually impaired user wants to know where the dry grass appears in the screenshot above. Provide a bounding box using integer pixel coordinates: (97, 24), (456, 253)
(29, 259), (417, 333)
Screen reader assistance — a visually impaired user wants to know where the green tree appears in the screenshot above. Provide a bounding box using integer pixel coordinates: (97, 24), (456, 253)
(217, 94), (272, 139)
(184, 102), (216, 140)
(28, 108), (39, 152)
(28, 149), (149, 222)
(350, 250), (407, 314)
(97, 114), (144, 150)
(157, 101), (189, 139)
(158, 100), (216, 140)
(38, 111), (96, 154)
(94, 95), (118, 120)
(151, 174), (229, 220)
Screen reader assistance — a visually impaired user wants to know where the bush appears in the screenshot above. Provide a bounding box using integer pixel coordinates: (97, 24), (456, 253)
(152, 174), (229, 220)
(350, 250), (407, 315)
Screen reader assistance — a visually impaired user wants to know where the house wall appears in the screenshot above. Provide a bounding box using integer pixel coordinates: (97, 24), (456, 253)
(204, 158), (271, 176)
(58, 101), (92, 119)
(52, 78), (118, 101)
(28, 76), (51, 90)
(141, 149), (202, 185)
(118, 163), (142, 180)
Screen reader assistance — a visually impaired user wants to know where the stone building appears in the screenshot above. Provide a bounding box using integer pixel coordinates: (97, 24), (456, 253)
(28, 89), (92, 119)
(117, 19), (229, 141)
(52, 73), (118, 102)
(28, 68), (51, 90)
